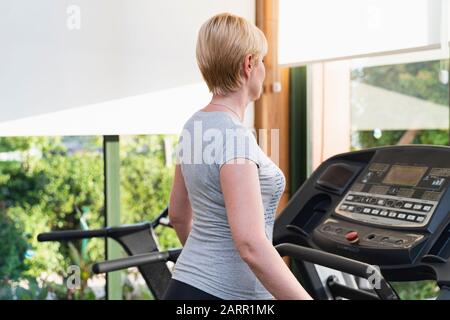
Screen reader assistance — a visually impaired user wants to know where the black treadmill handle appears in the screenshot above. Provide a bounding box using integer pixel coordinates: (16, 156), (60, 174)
(275, 243), (398, 300)
(92, 249), (182, 274)
(38, 221), (155, 243)
(326, 275), (379, 300)
(38, 229), (108, 242)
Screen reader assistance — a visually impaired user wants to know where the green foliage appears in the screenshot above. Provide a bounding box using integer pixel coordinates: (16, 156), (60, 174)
(413, 130), (449, 145)
(122, 270), (153, 300)
(11, 278), (50, 300)
(0, 137), (105, 299)
(0, 276), (96, 300)
(0, 209), (28, 281)
(352, 129), (449, 150)
(391, 281), (439, 300)
(352, 60), (449, 151)
(352, 130), (406, 149)
(118, 135), (180, 299)
(0, 159), (45, 207)
(0, 134), (179, 300)
(352, 60), (449, 106)
(121, 135), (180, 250)
(0, 137), (32, 152)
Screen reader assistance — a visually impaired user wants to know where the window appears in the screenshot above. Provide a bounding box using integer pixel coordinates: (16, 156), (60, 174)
(351, 59), (449, 149)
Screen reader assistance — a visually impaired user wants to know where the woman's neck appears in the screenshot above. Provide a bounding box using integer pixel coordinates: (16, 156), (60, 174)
(210, 90), (249, 121)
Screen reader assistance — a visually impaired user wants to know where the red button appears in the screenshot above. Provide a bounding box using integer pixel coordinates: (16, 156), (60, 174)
(345, 231), (359, 243)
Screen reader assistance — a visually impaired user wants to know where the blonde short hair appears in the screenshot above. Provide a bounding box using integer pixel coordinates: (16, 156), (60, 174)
(196, 13), (268, 96)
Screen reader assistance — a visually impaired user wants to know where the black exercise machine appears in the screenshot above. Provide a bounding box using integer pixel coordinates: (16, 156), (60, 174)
(274, 145), (450, 300)
(38, 208), (181, 300)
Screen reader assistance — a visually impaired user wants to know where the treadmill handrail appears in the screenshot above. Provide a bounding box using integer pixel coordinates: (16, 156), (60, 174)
(275, 243), (398, 300)
(37, 222), (152, 242)
(38, 208), (171, 242)
(37, 228), (109, 241)
(92, 249), (182, 274)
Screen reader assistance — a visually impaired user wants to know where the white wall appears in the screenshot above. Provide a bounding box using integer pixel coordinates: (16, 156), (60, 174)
(0, 0), (255, 136)
(279, 0), (445, 66)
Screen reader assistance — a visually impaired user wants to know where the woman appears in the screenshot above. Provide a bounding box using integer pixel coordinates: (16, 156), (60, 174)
(164, 13), (312, 300)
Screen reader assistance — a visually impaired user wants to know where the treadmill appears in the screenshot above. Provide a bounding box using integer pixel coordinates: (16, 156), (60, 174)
(273, 145), (450, 300)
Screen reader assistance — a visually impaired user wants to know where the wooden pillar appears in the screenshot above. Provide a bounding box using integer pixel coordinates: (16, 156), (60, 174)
(256, 0), (290, 214)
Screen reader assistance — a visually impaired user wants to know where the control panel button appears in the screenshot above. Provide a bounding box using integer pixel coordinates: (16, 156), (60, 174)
(403, 203), (413, 209)
(388, 211), (397, 218)
(394, 201), (404, 208)
(380, 210), (389, 216)
(423, 205), (432, 212)
(386, 200), (395, 207)
(407, 215), (416, 221)
(345, 231), (359, 243)
(340, 205), (348, 211)
(397, 213), (407, 219)
(347, 206), (355, 212)
(413, 204), (423, 210)
(346, 195), (355, 201)
(377, 199), (386, 206)
(363, 208), (371, 214)
(416, 216), (425, 222)
(371, 209), (380, 215)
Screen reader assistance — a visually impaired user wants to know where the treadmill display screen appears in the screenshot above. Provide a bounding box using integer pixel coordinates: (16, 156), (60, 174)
(383, 165), (428, 187)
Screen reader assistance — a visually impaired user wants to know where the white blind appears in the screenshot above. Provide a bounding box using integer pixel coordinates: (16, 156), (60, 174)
(279, 0), (445, 66)
(0, 0), (254, 136)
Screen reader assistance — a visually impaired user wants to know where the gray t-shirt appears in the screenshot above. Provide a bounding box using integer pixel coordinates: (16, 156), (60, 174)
(172, 110), (286, 300)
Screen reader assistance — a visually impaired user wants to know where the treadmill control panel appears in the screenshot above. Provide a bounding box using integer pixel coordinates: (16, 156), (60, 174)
(335, 163), (448, 228)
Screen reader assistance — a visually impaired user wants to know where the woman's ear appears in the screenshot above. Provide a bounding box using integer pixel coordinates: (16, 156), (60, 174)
(243, 54), (253, 78)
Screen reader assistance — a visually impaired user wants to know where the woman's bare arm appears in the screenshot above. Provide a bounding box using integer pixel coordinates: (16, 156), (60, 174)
(169, 164), (193, 245)
(220, 160), (312, 300)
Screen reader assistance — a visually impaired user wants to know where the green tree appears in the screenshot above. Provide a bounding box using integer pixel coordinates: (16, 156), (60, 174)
(0, 137), (105, 299)
(0, 134), (179, 300)
(352, 60), (449, 150)
(121, 135), (180, 250)
(353, 60), (449, 105)
(0, 209), (28, 281)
